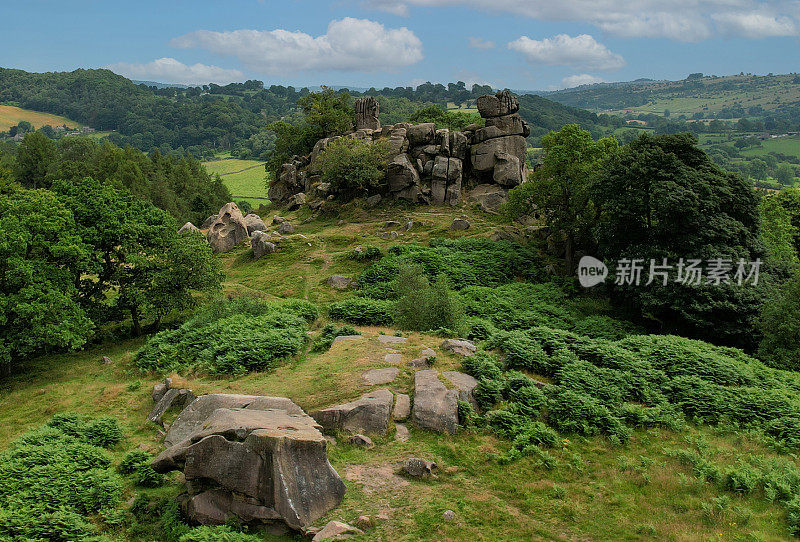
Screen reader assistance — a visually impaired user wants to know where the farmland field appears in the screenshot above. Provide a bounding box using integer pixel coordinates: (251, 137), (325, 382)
(202, 157), (269, 203)
(0, 104), (81, 131)
(741, 136), (800, 159)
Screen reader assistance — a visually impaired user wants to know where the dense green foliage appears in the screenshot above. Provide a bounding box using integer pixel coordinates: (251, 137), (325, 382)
(393, 265), (465, 333)
(135, 297), (315, 374)
(328, 297), (395, 326)
(317, 137), (391, 200)
(0, 414), (123, 540)
(758, 275), (800, 370)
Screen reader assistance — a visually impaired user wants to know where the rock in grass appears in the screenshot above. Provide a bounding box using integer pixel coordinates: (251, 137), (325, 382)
(450, 218), (470, 230)
(244, 214), (267, 235)
(412, 370), (458, 434)
(251, 231), (276, 260)
(310, 389), (394, 436)
(206, 202), (249, 253)
(440, 339), (476, 356)
(312, 521), (363, 541)
(327, 275), (355, 290)
(349, 434), (374, 448)
(393, 394), (411, 421)
(402, 457), (437, 478)
(277, 221), (295, 235)
(394, 423), (410, 442)
(362, 367), (399, 386)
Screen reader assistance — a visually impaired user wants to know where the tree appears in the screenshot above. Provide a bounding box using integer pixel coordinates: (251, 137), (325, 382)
(0, 186), (92, 375)
(14, 132), (57, 189)
(297, 87), (354, 138)
(748, 158), (768, 180)
(506, 124), (618, 274)
(758, 274), (800, 370)
(593, 132), (766, 348)
(776, 164), (796, 186)
(760, 195), (800, 269)
(317, 138), (390, 200)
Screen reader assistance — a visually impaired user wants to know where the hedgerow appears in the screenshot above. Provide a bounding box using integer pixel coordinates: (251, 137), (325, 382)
(0, 415), (123, 541)
(135, 296), (311, 374)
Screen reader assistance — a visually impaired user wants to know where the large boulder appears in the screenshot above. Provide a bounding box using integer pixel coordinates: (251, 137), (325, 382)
(468, 184), (508, 213)
(470, 135), (527, 174)
(201, 214), (219, 229)
(153, 406), (345, 531)
(477, 90), (519, 118)
(493, 152), (525, 186)
(206, 203), (249, 253)
(406, 123), (436, 146)
(269, 162), (303, 203)
(244, 214), (267, 235)
(354, 97), (380, 131)
(431, 156), (463, 205)
(165, 394), (305, 447)
(387, 153), (420, 193)
(412, 370), (458, 434)
(251, 231), (276, 260)
(310, 389), (394, 436)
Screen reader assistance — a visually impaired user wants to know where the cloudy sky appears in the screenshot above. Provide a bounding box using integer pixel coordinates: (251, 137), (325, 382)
(3, 0), (800, 90)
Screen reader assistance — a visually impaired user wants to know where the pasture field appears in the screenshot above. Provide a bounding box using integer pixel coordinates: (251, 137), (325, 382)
(0, 104), (81, 131)
(202, 157), (269, 202)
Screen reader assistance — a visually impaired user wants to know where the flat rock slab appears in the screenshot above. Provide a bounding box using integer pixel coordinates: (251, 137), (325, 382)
(311, 388), (394, 435)
(440, 339), (477, 356)
(164, 394), (305, 447)
(362, 367), (399, 386)
(384, 353), (402, 364)
(420, 347), (436, 357)
(333, 335), (363, 344)
(393, 393), (411, 421)
(312, 521), (364, 541)
(412, 370), (458, 434)
(443, 371), (479, 410)
(377, 335), (407, 345)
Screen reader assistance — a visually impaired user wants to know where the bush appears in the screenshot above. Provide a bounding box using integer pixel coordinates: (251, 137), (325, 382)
(311, 323), (359, 352)
(758, 275), (800, 370)
(317, 138), (390, 200)
(393, 265), (465, 333)
(573, 315), (642, 340)
(135, 297), (309, 374)
(350, 245), (382, 261)
(328, 297), (394, 326)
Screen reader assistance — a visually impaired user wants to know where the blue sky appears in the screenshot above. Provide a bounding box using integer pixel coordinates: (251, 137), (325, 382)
(2, 0), (799, 90)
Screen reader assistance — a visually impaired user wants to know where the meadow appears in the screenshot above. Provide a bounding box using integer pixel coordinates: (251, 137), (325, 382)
(202, 157), (269, 204)
(0, 104), (81, 131)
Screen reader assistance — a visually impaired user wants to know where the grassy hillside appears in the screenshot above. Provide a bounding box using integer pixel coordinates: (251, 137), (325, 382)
(0, 104), (81, 131)
(202, 157), (268, 203)
(2, 201), (800, 541)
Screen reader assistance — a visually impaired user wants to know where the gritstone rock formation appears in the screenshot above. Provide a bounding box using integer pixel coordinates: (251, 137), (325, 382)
(206, 202), (249, 253)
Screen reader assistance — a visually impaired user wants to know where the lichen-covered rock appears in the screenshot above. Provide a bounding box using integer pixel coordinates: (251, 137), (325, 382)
(442, 371), (479, 410)
(412, 370), (458, 434)
(355, 97), (380, 131)
(468, 184), (508, 214)
(450, 218), (470, 231)
(440, 339), (477, 356)
(277, 221), (295, 235)
(402, 457), (438, 477)
(206, 203), (249, 253)
(287, 192), (306, 211)
(310, 389), (394, 436)
(244, 214), (267, 235)
(251, 231), (276, 259)
(477, 90), (519, 118)
(387, 153), (420, 193)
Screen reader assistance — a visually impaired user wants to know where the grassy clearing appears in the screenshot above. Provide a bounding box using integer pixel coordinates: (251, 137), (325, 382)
(741, 136), (800, 159)
(202, 158), (269, 203)
(0, 104), (82, 131)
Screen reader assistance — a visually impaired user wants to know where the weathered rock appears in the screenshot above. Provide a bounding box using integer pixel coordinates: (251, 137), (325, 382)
(287, 193), (306, 211)
(384, 353), (402, 364)
(431, 156), (462, 205)
(442, 371), (479, 410)
(244, 214), (267, 235)
(365, 194), (382, 208)
(493, 152), (524, 186)
(153, 382), (168, 403)
(355, 515), (374, 530)
(450, 218), (470, 231)
(440, 339), (477, 356)
(206, 203), (249, 253)
(420, 347), (436, 357)
(178, 222), (199, 235)
(450, 131), (469, 160)
(377, 230), (399, 240)
(155, 406), (345, 531)
(470, 135), (527, 174)
(201, 214), (219, 229)
(443, 510), (455, 521)
(468, 184), (508, 213)
(269, 163), (303, 204)
(387, 153), (420, 192)
(385, 220), (402, 229)
(148, 388), (196, 424)
(477, 90), (519, 118)
(412, 370), (458, 434)
(407, 357), (432, 368)
(310, 389), (394, 435)
(251, 231), (276, 259)
(327, 275), (355, 290)
(362, 367), (399, 386)
(406, 123), (436, 146)
(402, 457), (437, 478)
(312, 521), (363, 541)
(164, 394), (305, 447)
(377, 335), (407, 344)
(277, 222), (295, 235)
(355, 97), (380, 131)
(272, 216), (287, 225)
(393, 394), (411, 421)
(394, 423), (410, 442)
(486, 113), (526, 134)
(349, 434), (374, 448)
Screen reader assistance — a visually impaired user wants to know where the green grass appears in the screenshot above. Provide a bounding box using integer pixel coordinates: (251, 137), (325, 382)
(202, 158), (269, 203)
(741, 136), (800, 159)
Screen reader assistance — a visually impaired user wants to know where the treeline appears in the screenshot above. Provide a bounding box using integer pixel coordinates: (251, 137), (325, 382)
(0, 133), (231, 224)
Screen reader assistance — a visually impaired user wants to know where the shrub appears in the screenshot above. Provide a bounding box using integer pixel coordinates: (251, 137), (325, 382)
(545, 388), (631, 442)
(311, 323), (359, 352)
(118, 450), (151, 474)
(393, 265), (465, 333)
(461, 351), (503, 380)
(350, 245), (382, 261)
(328, 297), (394, 326)
(573, 315), (642, 340)
(317, 138), (391, 200)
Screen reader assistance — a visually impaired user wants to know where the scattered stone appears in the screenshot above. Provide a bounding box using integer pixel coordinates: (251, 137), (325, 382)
(443, 510), (455, 521)
(385, 220), (402, 229)
(349, 434), (374, 448)
(243, 214), (267, 235)
(362, 367), (399, 386)
(153, 405), (345, 531)
(310, 389), (394, 436)
(354, 515), (374, 530)
(384, 353), (402, 364)
(332, 335), (363, 344)
(393, 394), (411, 421)
(152, 377), (173, 403)
(420, 347), (436, 357)
(440, 339), (477, 356)
(450, 218), (470, 231)
(101, 355), (113, 365)
(394, 423), (410, 442)
(277, 222), (295, 235)
(442, 371), (479, 411)
(287, 192), (306, 211)
(206, 202), (249, 253)
(407, 357), (432, 368)
(201, 214), (218, 229)
(376, 231), (399, 240)
(251, 231), (276, 260)
(272, 216), (287, 225)
(178, 222), (199, 235)
(327, 275), (355, 290)
(377, 335), (407, 345)
(312, 520), (363, 541)
(402, 458), (437, 478)
(148, 388), (196, 424)
(412, 370), (458, 434)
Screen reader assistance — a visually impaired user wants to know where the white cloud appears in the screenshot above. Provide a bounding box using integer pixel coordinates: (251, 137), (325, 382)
(508, 34), (626, 71)
(713, 11), (797, 38)
(105, 57), (244, 85)
(171, 18), (423, 74)
(467, 36), (496, 50)
(362, 0), (800, 41)
(561, 73), (606, 88)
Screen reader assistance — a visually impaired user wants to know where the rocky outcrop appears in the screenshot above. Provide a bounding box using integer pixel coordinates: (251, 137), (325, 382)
(268, 91), (529, 209)
(206, 203), (249, 253)
(153, 406), (345, 531)
(412, 370), (458, 434)
(442, 371), (479, 411)
(148, 388), (196, 424)
(310, 389), (394, 436)
(468, 184), (508, 214)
